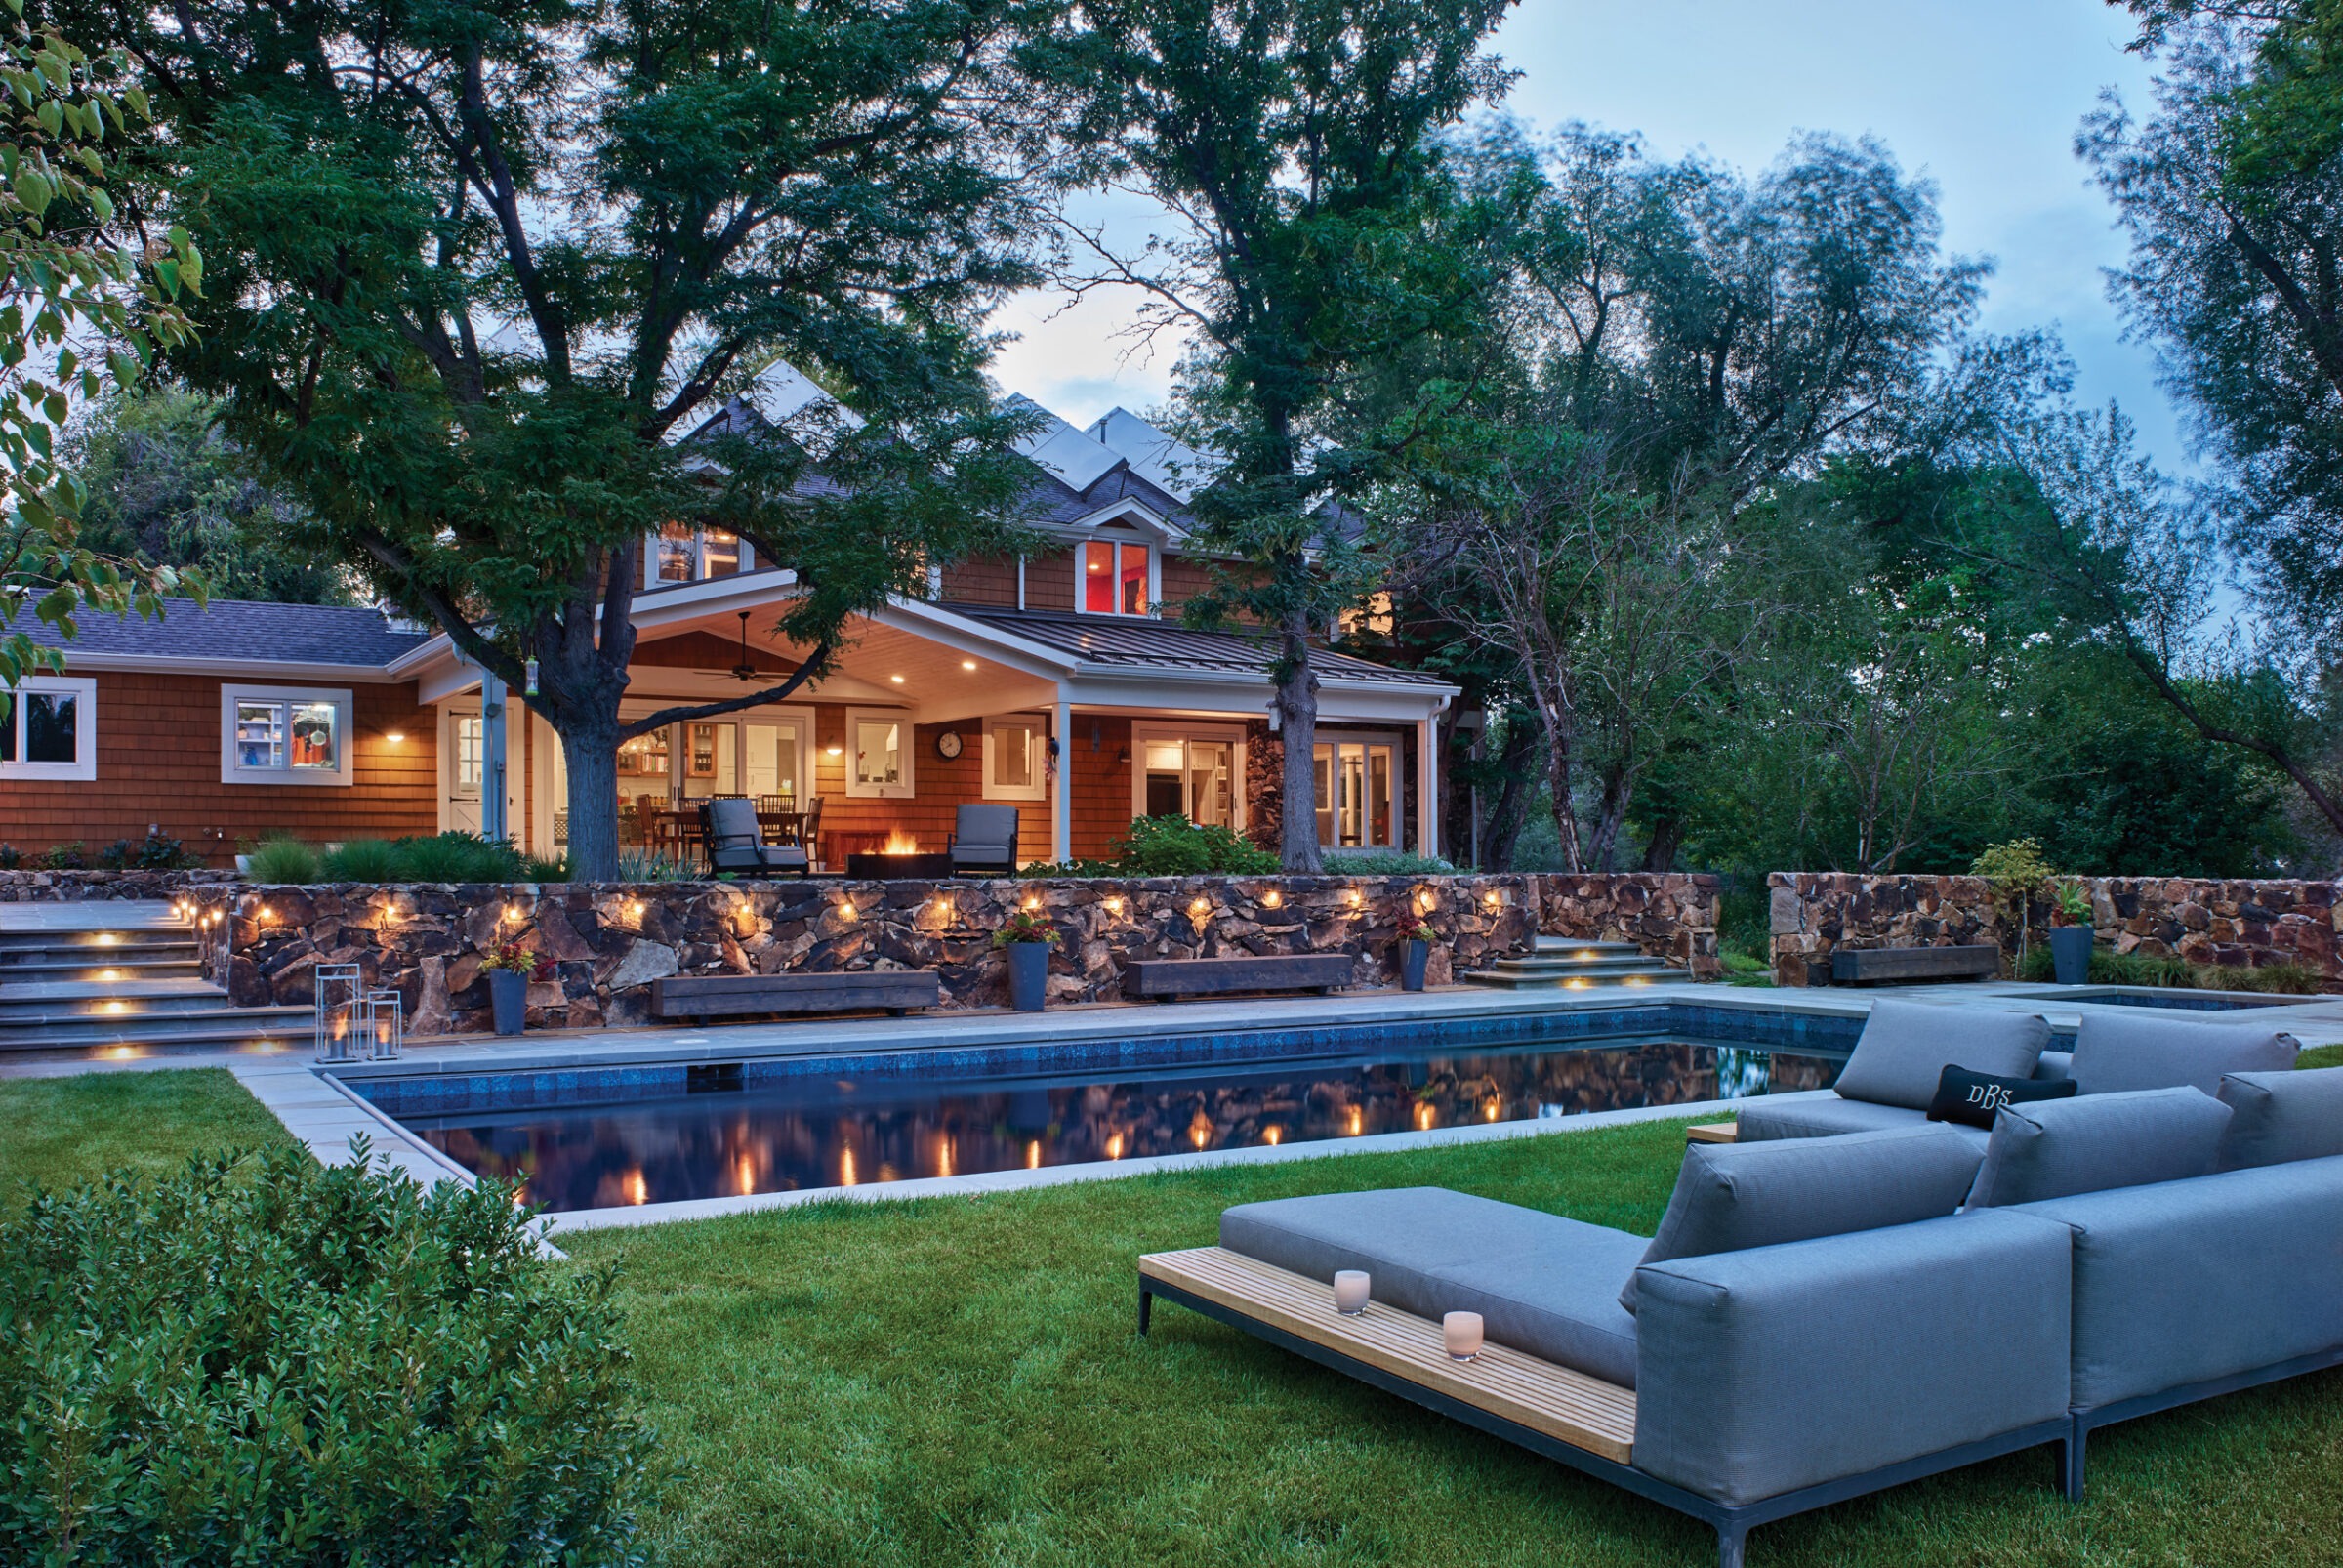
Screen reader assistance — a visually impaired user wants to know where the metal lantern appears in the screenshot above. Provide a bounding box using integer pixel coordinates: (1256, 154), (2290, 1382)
(363, 988), (405, 1061)
(314, 963), (365, 1063)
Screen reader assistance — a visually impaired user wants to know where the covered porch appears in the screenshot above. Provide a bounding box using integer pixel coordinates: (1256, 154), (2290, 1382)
(394, 569), (1456, 869)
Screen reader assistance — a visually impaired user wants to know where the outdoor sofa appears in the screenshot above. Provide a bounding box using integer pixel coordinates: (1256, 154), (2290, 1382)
(1139, 1036), (2343, 1566)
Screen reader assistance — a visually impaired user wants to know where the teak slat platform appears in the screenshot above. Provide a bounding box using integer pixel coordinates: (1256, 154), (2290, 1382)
(649, 970), (939, 1022)
(1136, 1246), (1635, 1463)
(1829, 944), (2000, 984)
(1124, 954), (1352, 1001)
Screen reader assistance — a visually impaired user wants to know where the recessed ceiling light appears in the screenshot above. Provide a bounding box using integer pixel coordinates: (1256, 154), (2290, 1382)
(889, 674), (905, 684)
(961, 659), (977, 672)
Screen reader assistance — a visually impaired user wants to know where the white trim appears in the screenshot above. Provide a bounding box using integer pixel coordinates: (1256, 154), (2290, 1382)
(981, 713), (1048, 802)
(1130, 722), (1247, 832)
(843, 707), (915, 799)
(0, 675), (97, 781)
(50, 651), (405, 681)
(1072, 537), (1154, 617)
(219, 684), (354, 787)
(1312, 728), (1405, 850)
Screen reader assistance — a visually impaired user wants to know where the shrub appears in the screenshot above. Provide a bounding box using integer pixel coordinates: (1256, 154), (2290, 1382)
(0, 1141), (653, 1565)
(321, 837), (402, 882)
(0, 844), (16, 870)
(1112, 815), (1280, 876)
(522, 852), (574, 882)
(2017, 945), (2323, 994)
(38, 841), (87, 871)
(389, 831), (526, 882)
(1323, 849), (1459, 875)
(612, 848), (693, 883)
(242, 835), (322, 884)
(98, 833), (199, 872)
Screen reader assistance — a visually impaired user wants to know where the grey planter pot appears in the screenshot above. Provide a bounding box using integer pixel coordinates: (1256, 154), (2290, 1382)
(1401, 938), (1430, 992)
(2049, 926), (2095, 986)
(1007, 941), (1050, 1011)
(489, 969), (528, 1035)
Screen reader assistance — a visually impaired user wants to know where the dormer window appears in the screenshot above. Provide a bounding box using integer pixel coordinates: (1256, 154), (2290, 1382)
(653, 522), (748, 583)
(1079, 539), (1150, 615)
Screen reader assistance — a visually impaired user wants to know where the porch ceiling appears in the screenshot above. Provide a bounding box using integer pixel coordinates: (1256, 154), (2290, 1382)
(638, 606), (1061, 725)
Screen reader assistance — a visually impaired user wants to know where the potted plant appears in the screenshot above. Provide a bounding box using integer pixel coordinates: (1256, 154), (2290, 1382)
(2048, 880), (2096, 985)
(994, 909), (1060, 1012)
(1401, 922), (1436, 992)
(480, 940), (544, 1036)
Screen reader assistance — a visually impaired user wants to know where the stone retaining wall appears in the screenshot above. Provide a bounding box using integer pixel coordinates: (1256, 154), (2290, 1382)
(191, 875), (1550, 1035)
(1534, 873), (1722, 980)
(1768, 872), (2343, 991)
(0, 868), (240, 902)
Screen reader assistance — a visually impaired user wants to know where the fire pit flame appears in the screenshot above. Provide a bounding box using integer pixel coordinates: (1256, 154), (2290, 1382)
(882, 828), (921, 855)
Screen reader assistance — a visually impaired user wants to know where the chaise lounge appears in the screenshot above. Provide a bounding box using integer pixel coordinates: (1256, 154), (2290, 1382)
(1140, 1038), (2343, 1565)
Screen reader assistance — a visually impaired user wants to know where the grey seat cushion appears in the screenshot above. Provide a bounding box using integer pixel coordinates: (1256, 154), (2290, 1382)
(1965, 1087), (2232, 1208)
(2068, 1012), (2300, 1096)
(2216, 1066), (2343, 1170)
(1219, 1187), (1645, 1386)
(1623, 1125), (1985, 1313)
(1733, 1094), (1987, 1152)
(1830, 1000), (2051, 1110)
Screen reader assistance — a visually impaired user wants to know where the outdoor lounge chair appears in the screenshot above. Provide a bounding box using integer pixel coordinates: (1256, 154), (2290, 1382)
(698, 797), (809, 878)
(948, 804), (1018, 876)
(1141, 1068), (2343, 1566)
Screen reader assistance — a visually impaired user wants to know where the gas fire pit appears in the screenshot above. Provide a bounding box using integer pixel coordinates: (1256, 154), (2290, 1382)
(844, 850), (955, 879)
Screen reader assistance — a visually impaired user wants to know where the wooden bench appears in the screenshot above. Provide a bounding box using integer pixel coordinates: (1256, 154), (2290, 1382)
(1829, 945), (2000, 985)
(649, 970), (939, 1022)
(1124, 953), (1352, 1002)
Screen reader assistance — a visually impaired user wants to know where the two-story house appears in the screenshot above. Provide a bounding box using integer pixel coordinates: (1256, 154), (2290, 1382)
(3, 365), (1456, 867)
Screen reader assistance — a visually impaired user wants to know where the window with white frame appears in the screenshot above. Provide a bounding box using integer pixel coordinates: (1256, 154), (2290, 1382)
(1312, 732), (1399, 848)
(220, 685), (354, 786)
(983, 714), (1048, 802)
(0, 676), (96, 781)
(1076, 537), (1151, 615)
(1130, 725), (1242, 829)
(843, 708), (914, 798)
(651, 521), (748, 584)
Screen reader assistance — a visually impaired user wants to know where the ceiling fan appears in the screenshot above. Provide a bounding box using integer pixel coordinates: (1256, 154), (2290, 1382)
(731, 611), (759, 681)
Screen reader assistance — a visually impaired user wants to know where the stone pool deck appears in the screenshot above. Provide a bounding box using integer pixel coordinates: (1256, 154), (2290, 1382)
(9, 979), (2340, 1234)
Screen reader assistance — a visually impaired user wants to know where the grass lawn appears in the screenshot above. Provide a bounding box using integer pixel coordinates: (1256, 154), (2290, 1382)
(569, 1116), (2343, 1568)
(0, 1068), (291, 1200)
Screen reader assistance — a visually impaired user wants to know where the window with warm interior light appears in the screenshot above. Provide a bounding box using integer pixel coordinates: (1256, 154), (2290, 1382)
(1, 676), (96, 781)
(1313, 733), (1398, 847)
(652, 521), (747, 583)
(1078, 538), (1149, 615)
(1131, 726), (1241, 828)
(219, 685), (352, 786)
(983, 714), (1048, 802)
(845, 708), (914, 798)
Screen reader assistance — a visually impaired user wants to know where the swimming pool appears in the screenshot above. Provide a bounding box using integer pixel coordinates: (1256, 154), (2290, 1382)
(360, 1006), (1857, 1212)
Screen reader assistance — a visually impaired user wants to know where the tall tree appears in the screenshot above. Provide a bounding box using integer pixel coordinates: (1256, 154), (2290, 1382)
(80, 0), (1053, 877)
(1025, 0), (1514, 870)
(0, 9), (203, 699)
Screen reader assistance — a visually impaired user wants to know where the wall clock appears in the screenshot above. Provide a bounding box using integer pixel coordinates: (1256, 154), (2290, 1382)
(935, 729), (964, 760)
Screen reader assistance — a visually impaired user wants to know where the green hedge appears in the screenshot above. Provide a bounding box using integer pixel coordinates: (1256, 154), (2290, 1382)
(0, 1140), (652, 1565)
(2018, 943), (2323, 994)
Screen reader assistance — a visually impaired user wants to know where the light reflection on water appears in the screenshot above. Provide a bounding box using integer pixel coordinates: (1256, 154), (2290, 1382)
(406, 1040), (1839, 1213)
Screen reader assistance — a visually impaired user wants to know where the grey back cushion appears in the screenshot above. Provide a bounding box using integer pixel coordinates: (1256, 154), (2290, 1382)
(1965, 1087), (2232, 1208)
(954, 803), (1018, 851)
(1831, 1000), (2051, 1111)
(2069, 1012), (2301, 1096)
(2216, 1066), (2343, 1171)
(705, 796), (760, 845)
(1622, 1125), (1983, 1314)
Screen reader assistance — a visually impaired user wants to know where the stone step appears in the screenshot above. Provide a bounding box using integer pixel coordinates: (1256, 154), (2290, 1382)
(0, 954), (204, 981)
(1532, 937), (1645, 957)
(0, 1005), (311, 1051)
(0, 901), (190, 934)
(0, 979), (243, 1020)
(1487, 953), (1680, 977)
(1463, 964), (1688, 990)
(0, 934), (201, 963)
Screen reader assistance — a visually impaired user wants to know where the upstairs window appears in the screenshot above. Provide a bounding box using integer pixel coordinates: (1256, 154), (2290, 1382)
(220, 685), (353, 786)
(653, 522), (747, 584)
(0, 676), (96, 781)
(1079, 539), (1149, 615)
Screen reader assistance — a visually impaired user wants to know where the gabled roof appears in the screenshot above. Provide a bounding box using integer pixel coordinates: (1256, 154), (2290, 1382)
(13, 597), (432, 669)
(1007, 395), (1128, 493)
(951, 606), (1441, 688)
(1087, 407), (1223, 503)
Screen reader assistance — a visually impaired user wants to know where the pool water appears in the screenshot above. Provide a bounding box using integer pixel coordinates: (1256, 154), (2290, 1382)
(391, 1035), (1843, 1213)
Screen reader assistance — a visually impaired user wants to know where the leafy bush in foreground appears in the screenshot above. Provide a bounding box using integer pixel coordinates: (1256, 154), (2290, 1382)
(2017, 944), (2322, 995)
(241, 833), (321, 883)
(0, 1140), (652, 1566)
(1021, 815), (1280, 878)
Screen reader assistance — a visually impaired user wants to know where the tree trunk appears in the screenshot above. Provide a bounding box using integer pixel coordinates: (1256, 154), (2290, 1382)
(1275, 611), (1324, 872)
(1639, 812), (1682, 872)
(1586, 764), (1632, 871)
(1481, 717), (1541, 871)
(560, 711), (626, 882)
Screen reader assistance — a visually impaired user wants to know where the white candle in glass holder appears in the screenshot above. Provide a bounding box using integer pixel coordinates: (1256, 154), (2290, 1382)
(1333, 1270), (1370, 1315)
(1444, 1311), (1484, 1361)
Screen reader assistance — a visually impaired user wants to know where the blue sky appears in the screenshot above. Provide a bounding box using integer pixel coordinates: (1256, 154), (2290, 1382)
(990, 0), (2186, 468)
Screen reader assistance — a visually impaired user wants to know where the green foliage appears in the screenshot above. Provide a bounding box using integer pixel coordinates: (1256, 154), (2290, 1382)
(993, 909), (1062, 946)
(1114, 815), (1281, 876)
(240, 835), (319, 884)
(318, 837), (399, 882)
(1322, 850), (1459, 875)
(37, 840), (85, 870)
(94, 829), (198, 871)
(0, 13), (206, 697)
(523, 852), (575, 883)
(0, 1140), (652, 1565)
(1970, 837), (2055, 895)
(613, 849), (695, 884)
(0, 845), (17, 870)
(2301, 1042), (2343, 1069)
(69, 389), (352, 605)
(2017, 943), (2323, 994)
(382, 833), (526, 884)
(1716, 882), (1771, 962)
(2053, 880), (2094, 925)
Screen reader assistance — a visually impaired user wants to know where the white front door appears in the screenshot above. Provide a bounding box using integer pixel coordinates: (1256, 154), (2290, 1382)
(442, 707), (484, 835)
